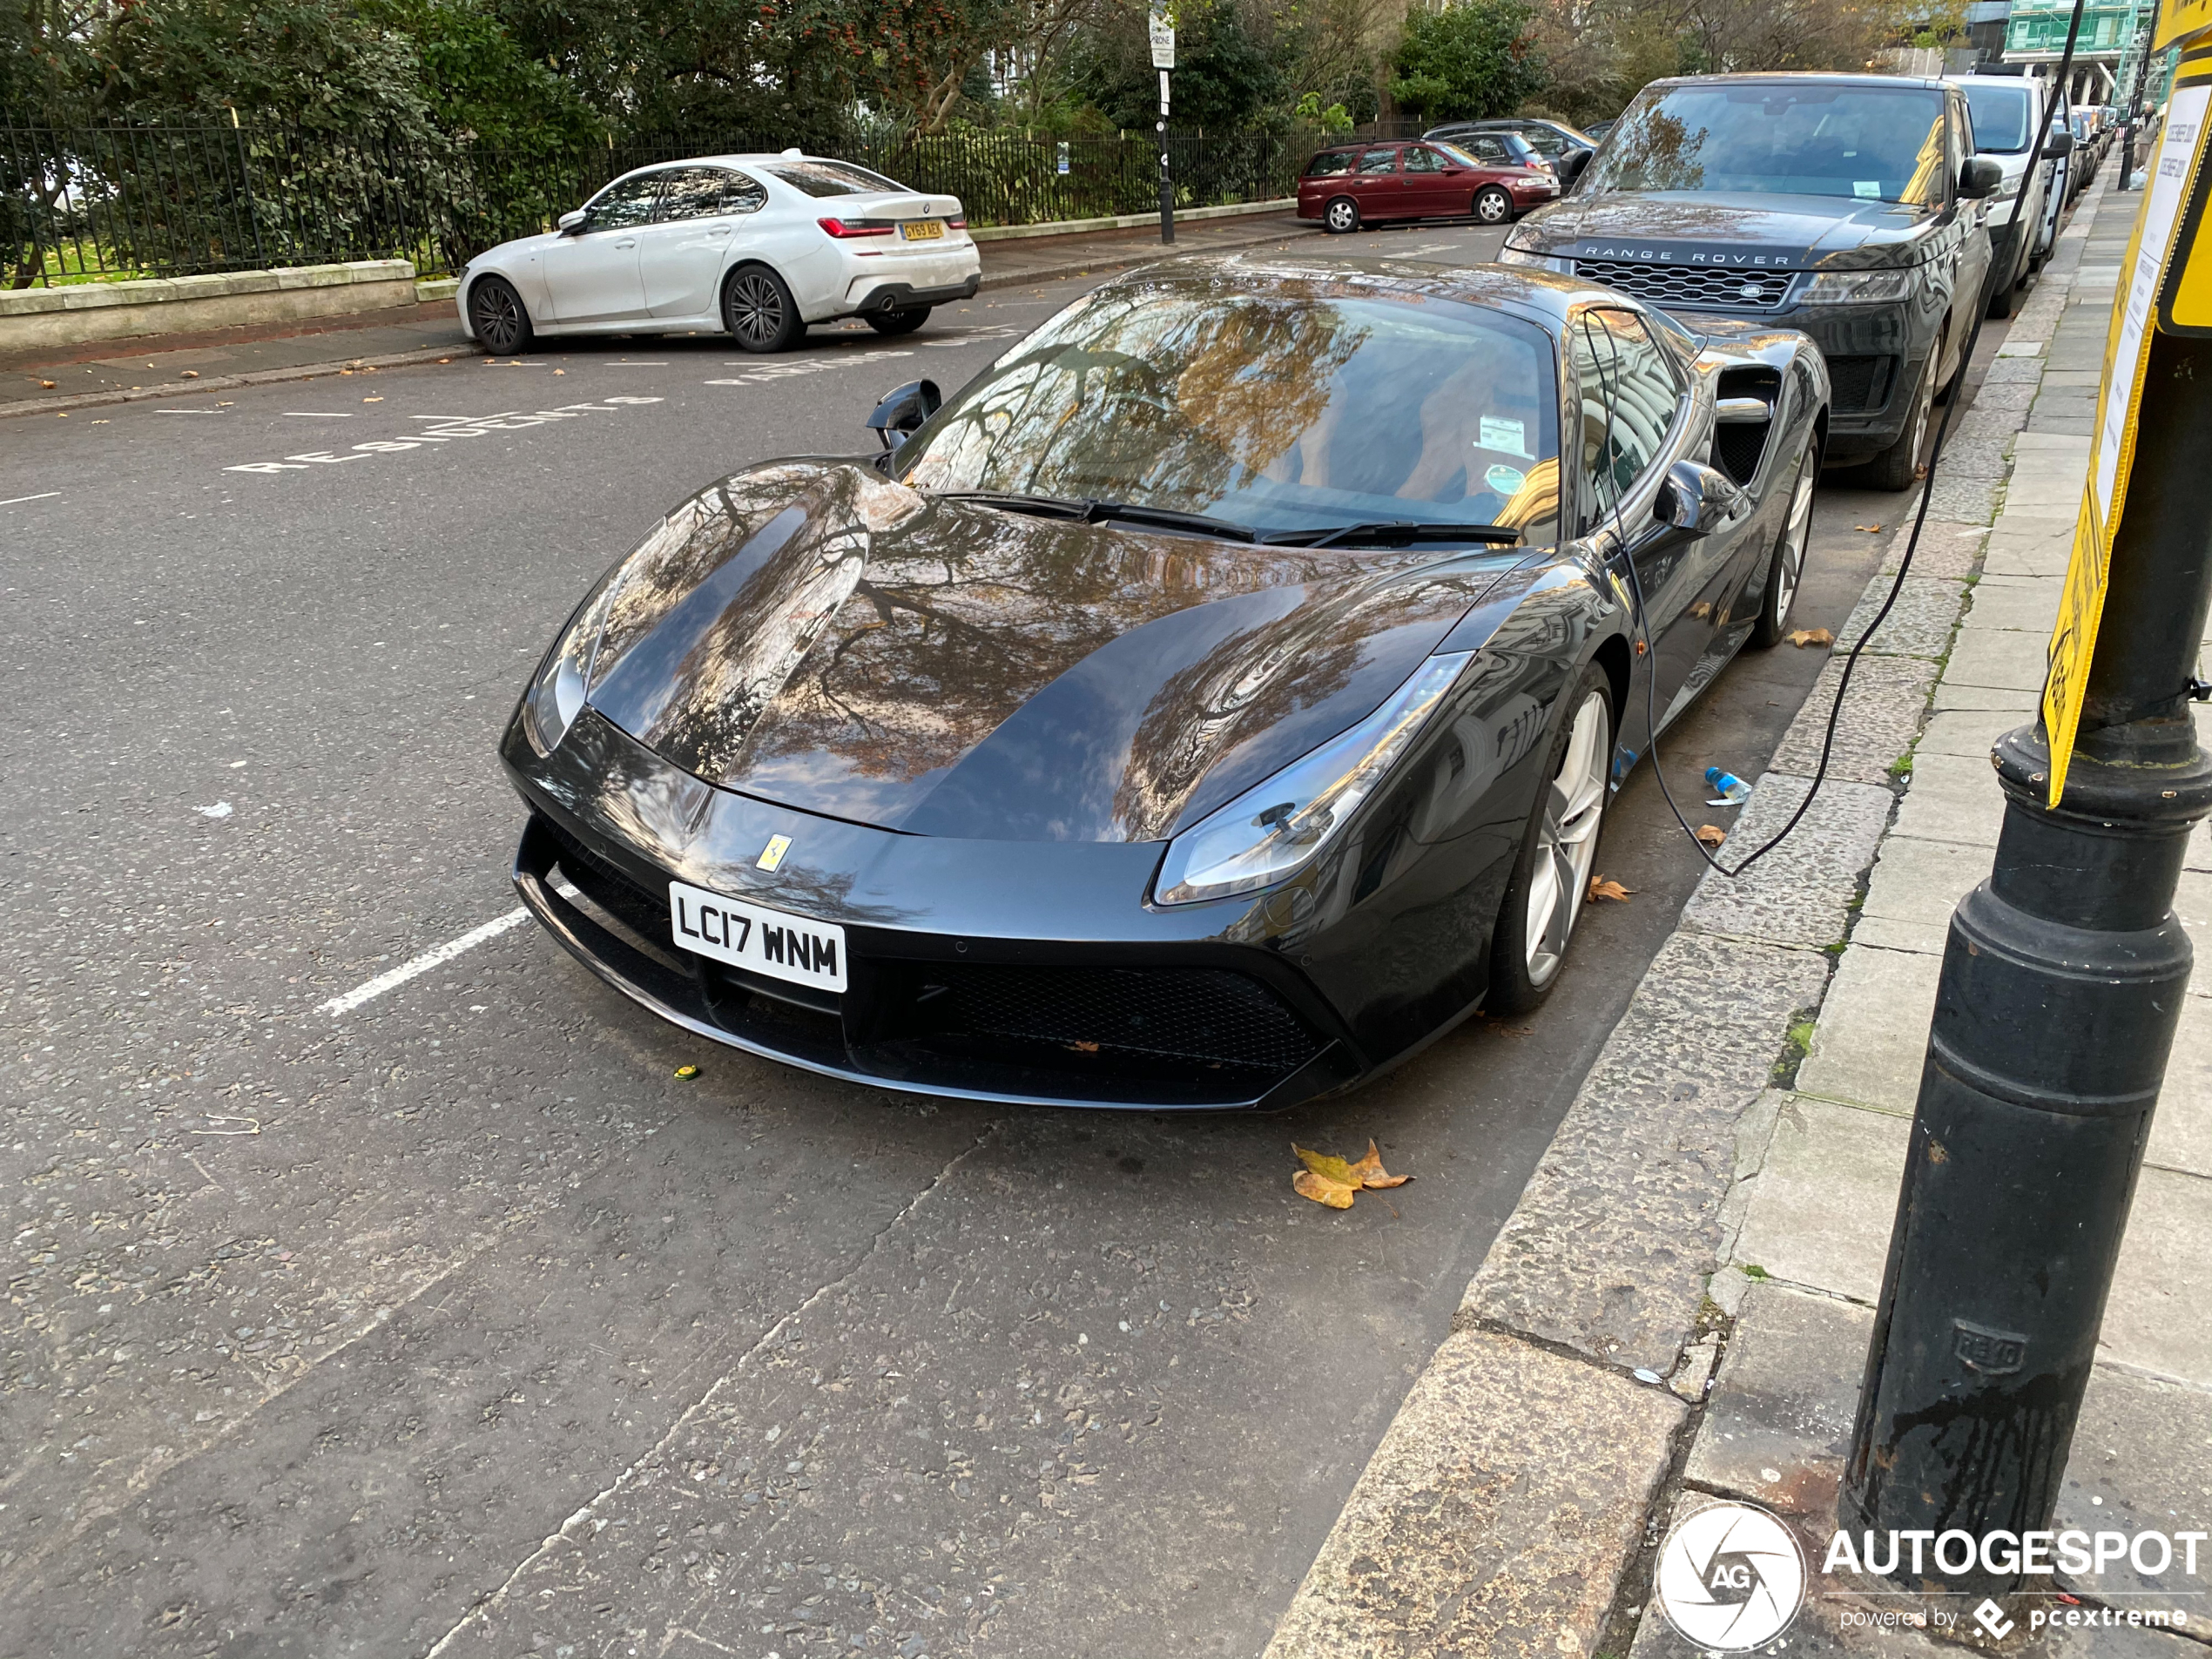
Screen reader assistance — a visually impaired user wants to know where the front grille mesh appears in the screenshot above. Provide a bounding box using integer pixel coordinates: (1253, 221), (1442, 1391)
(1824, 355), (1888, 414)
(930, 965), (1319, 1075)
(544, 818), (672, 948)
(1574, 260), (1795, 311)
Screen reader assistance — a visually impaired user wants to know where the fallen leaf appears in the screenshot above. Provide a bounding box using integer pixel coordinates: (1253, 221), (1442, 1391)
(1785, 627), (1835, 648)
(1587, 876), (1634, 902)
(362, 395), (382, 403)
(437, 357), (452, 363)
(554, 368), (566, 374)
(1067, 1040), (1100, 1053)
(1696, 824), (1728, 848)
(179, 368), (199, 378)
(37, 379), (56, 388)
(673, 1063), (699, 1080)
(1292, 1140), (1411, 1207)
(1853, 523), (1882, 532)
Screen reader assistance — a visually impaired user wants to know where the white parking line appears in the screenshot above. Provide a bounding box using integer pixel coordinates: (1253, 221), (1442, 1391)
(318, 907), (529, 1016)
(157, 408), (223, 415)
(286, 411), (354, 418)
(0, 491), (61, 507)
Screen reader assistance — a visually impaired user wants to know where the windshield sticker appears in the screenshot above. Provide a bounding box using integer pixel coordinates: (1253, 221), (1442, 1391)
(1485, 463), (1527, 495)
(1479, 415), (1530, 456)
(1855, 180), (1881, 199)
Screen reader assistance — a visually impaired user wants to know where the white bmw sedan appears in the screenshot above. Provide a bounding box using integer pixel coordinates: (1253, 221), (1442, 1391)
(456, 151), (981, 355)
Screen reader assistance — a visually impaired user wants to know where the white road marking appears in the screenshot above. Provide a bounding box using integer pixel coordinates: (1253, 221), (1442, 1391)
(610, 360), (670, 365)
(226, 398), (663, 475)
(285, 411), (354, 418)
(707, 348), (913, 386)
(157, 408), (223, 415)
(0, 491), (61, 507)
(318, 907), (529, 1016)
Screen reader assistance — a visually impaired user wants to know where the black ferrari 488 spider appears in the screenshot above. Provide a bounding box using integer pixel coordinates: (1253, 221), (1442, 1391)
(504, 253), (1828, 1109)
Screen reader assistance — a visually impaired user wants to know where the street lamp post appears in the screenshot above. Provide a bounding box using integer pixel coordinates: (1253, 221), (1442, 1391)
(1840, 38), (2212, 1596)
(1151, 10), (1176, 245)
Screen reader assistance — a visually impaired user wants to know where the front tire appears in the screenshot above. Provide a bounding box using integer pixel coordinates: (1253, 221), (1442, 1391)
(468, 275), (533, 356)
(1323, 196), (1360, 234)
(1865, 348), (1936, 491)
(1474, 185), (1514, 225)
(1487, 668), (1615, 1015)
(724, 266), (804, 354)
(866, 306), (931, 336)
(1750, 439), (1819, 648)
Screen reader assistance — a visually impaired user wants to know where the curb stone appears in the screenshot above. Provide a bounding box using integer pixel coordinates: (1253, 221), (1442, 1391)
(1262, 174), (2113, 1659)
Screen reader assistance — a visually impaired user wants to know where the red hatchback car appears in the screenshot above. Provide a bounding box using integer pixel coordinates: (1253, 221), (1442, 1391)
(1297, 138), (1559, 233)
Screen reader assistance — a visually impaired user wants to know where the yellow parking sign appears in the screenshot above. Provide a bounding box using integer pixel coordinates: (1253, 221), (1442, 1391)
(2043, 47), (2212, 806)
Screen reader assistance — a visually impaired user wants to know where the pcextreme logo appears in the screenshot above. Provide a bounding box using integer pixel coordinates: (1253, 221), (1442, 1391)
(1654, 1501), (1808, 1651)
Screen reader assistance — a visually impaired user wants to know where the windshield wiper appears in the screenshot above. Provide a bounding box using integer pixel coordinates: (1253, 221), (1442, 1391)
(1262, 521), (1521, 550)
(935, 492), (1258, 543)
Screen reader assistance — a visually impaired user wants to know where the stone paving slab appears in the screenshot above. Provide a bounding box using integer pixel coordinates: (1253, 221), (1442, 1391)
(1681, 775), (1897, 948)
(1918, 705), (2029, 758)
(1460, 933), (1832, 1375)
(1930, 678), (2040, 713)
(1941, 625), (2050, 692)
(1860, 833), (1994, 943)
(1261, 1328), (1683, 1659)
(1839, 576), (1966, 659)
(1731, 1096), (1910, 1303)
(1963, 575), (2064, 633)
(1797, 946), (1944, 1109)
(1880, 522), (1987, 580)
(2104, 1165), (2212, 1387)
(1770, 655), (1938, 785)
(1888, 751), (2006, 846)
(1983, 523), (2076, 579)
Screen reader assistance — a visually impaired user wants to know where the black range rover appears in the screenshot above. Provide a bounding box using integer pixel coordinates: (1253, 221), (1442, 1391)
(1500, 73), (2000, 489)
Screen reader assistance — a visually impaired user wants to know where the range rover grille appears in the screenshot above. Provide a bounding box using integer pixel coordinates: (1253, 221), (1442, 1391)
(1574, 260), (1797, 312)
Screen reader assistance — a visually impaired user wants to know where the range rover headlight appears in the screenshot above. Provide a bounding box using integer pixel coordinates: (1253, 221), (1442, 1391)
(1498, 245), (1573, 273)
(1797, 268), (1915, 305)
(1153, 652), (1472, 906)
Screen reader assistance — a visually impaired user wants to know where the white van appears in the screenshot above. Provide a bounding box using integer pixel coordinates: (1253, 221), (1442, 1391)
(1947, 72), (2057, 317)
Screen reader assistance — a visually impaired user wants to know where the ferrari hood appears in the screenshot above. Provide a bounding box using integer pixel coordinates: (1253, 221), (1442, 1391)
(1511, 190), (1940, 272)
(581, 462), (1528, 843)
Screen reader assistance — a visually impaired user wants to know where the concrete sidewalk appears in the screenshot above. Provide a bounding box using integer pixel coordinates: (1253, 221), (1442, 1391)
(0, 210), (1313, 419)
(1267, 171), (2212, 1659)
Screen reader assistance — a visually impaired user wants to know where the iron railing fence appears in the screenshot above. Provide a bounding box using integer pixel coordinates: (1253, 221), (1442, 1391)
(3, 122), (1328, 288)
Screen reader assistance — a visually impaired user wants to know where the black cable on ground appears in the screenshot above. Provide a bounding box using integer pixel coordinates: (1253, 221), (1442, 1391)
(1637, 302), (1994, 880)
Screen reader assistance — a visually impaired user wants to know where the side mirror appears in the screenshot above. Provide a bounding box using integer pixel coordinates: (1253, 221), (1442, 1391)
(867, 378), (941, 452)
(2042, 133), (2075, 161)
(1959, 157), (2004, 199)
(557, 209), (587, 235)
(1656, 460), (1746, 536)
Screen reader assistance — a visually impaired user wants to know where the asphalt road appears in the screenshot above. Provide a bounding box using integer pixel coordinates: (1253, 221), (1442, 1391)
(0, 218), (2001, 1658)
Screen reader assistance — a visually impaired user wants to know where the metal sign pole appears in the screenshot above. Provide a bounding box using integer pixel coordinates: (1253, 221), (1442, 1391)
(1151, 10), (1176, 245)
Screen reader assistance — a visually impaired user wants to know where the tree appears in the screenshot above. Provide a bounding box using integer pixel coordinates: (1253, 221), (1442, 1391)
(1389, 0), (1547, 125)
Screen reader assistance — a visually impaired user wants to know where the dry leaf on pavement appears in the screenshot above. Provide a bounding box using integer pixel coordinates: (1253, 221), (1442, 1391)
(1292, 1140), (1412, 1208)
(1695, 824), (1728, 848)
(1785, 628), (1835, 648)
(37, 379), (56, 388)
(1853, 523), (1883, 532)
(1587, 876), (1634, 902)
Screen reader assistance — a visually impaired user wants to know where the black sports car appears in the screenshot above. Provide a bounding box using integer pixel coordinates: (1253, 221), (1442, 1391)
(503, 254), (1828, 1109)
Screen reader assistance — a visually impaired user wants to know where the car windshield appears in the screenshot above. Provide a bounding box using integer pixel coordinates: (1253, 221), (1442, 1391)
(1960, 84), (2033, 152)
(1582, 82), (1951, 206)
(895, 281), (1561, 539)
(762, 158), (906, 197)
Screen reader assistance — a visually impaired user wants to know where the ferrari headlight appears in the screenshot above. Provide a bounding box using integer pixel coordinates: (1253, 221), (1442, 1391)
(521, 565), (625, 756)
(1154, 652), (1472, 906)
(1498, 246), (1573, 273)
(1797, 268), (1914, 305)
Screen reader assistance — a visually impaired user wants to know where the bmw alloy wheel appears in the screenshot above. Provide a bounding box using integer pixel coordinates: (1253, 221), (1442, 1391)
(727, 271), (789, 348)
(1524, 689), (1610, 986)
(469, 278), (529, 355)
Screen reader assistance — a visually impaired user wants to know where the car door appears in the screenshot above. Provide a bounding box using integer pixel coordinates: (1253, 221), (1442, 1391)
(1570, 307), (1713, 723)
(1350, 145), (1406, 219)
(1946, 92), (1995, 346)
(1398, 145), (1457, 215)
(540, 172), (658, 325)
(637, 166), (762, 319)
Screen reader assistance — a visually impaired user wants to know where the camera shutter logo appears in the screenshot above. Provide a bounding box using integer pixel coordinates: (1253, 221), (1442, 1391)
(1654, 1500), (1808, 1651)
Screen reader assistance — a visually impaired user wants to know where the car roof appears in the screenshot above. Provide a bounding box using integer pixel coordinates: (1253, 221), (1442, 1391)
(1648, 71), (1950, 91)
(1094, 251), (1627, 334)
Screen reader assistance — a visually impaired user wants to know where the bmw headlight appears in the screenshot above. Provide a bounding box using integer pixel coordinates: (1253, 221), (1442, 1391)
(1797, 268), (1914, 305)
(1498, 246), (1574, 273)
(1153, 652), (1472, 906)
(520, 563), (625, 756)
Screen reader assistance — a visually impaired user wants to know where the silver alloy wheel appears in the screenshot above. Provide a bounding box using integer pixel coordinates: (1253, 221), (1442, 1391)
(1905, 348), (1936, 469)
(470, 280), (524, 354)
(1523, 689), (1610, 987)
(1475, 187), (1511, 224)
(1773, 454), (1816, 625)
(1325, 197), (1359, 233)
(727, 271), (787, 347)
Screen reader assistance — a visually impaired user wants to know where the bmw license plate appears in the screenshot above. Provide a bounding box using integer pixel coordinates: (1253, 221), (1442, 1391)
(669, 880), (846, 993)
(900, 219), (945, 240)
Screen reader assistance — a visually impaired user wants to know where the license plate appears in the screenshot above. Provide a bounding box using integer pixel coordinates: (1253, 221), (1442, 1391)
(669, 880), (846, 993)
(900, 219), (945, 240)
